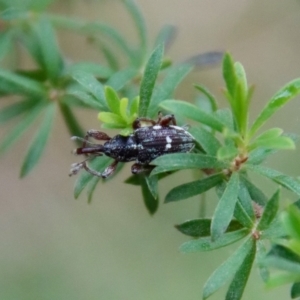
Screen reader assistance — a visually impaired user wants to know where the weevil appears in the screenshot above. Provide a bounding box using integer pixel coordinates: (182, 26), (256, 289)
(69, 113), (195, 178)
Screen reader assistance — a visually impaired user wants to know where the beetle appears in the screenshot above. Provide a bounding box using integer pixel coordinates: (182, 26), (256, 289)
(69, 113), (195, 178)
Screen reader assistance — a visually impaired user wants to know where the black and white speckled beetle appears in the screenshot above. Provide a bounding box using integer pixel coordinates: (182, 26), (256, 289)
(69, 113), (195, 178)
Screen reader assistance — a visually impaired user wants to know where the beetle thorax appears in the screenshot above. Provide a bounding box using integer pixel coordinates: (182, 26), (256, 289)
(103, 134), (139, 162)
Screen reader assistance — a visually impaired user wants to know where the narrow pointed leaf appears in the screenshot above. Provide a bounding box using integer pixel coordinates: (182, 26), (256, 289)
(151, 153), (226, 176)
(106, 68), (138, 91)
(139, 44), (164, 117)
(240, 175), (267, 205)
(180, 228), (249, 253)
(66, 90), (103, 109)
(189, 127), (221, 156)
(247, 148), (277, 165)
(217, 145), (238, 160)
(291, 282), (300, 299)
(203, 237), (255, 299)
(145, 174), (159, 200)
(257, 241), (270, 282)
(165, 173), (223, 203)
(59, 102), (84, 138)
(0, 99), (35, 124)
(222, 53), (237, 98)
(148, 64), (193, 117)
(154, 24), (177, 50)
(234, 201), (254, 229)
(247, 164), (300, 197)
(0, 31), (12, 60)
(72, 71), (107, 109)
(105, 86), (120, 114)
(0, 69), (46, 96)
(225, 240), (256, 300)
(87, 176), (101, 204)
(238, 181), (255, 221)
(32, 17), (63, 80)
(249, 136), (295, 150)
(82, 22), (134, 62)
(98, 112), (127, 126)
(250, 78), (300, 137)
(159, 100), (224, 132)
(140, 176), (159, 215)
(211, 172), (240, 241)
(65, 62), (113, 78)
(194, 84), (218, 112)
(0, 102), (46, 154)
(123, 0), (147, 61)
(257, 189), (280, 230)
(266, 245), (300, 273)
(175, 219), (243, 238)
(20, 103), (55, 177)
(255, 127), (283, 141)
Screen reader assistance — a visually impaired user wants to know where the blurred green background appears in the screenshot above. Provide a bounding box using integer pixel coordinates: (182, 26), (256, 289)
(1, 0), (300, 299)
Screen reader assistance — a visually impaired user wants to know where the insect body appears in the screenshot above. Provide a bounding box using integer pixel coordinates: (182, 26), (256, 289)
(69, 114), (195, 178)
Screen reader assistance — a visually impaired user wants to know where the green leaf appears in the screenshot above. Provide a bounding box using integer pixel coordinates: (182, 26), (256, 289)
(86, 176), (101, 204)
(98, 112), (127, 127)
(0, 99), (35, 124)
(0, 31), (12, 61)
(291, 282), (300, 299)
(0, 102), (46, 154)
(257, 189), (280, 230)
(65, 62), (113, 78)
(189, 127), (221, 156)
(234, 201), (254, 229)
(74, 157), (111, 199)
(222, 53), (237, 98)
(266, 245), (300, 273)
(282, 206), (300, 241)
(249, 136), (295, 150)
(180, 228), (249, 253)
(59, 102), (84, 138)
(237, 181), (255, 222)
(72, 70), (107, 110)
(225, 239), (256, 300)
(211, 172), (240, 241)
(194, 84), (218, 112)
(240, 175), (267, 205)
(159, 100), (224, 132)
(151, 153), (226, 176)
(247, 164), (300, 197)
(0, 69), (46, 96)
(82, 22), (134, 63)
(154, 24), (176, 49)
(106, 68), (138, 91)
(257, 241), (270, 282)
(217, 144), (238, 160)
(140, 176), (159, 215)
(105, 86), (120, 114)
(123, 0), (147, 63)
(247, 148), (277, 165)
(139, 44), (164, 117)
(203, 237), (255, 299)
(66, 90), (103, 110)
(165, 173), (223, 203)
(249, 78), (300, 137)
(254, 127), (283, 140)
(20, 103), (55, 177)
(148, 64), (193, 117)
(32, 17), (63, 80)
(145, 174), (159, 200)
(175, 219), (243, 238)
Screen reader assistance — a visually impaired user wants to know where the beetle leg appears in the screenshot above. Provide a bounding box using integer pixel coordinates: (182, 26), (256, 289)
(131, 163), (154, 174)
(101, 160), (119, 178)
(85, 130), (111, 141)
(132, 117), (156, 129)
(157, 114), (177, 126)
